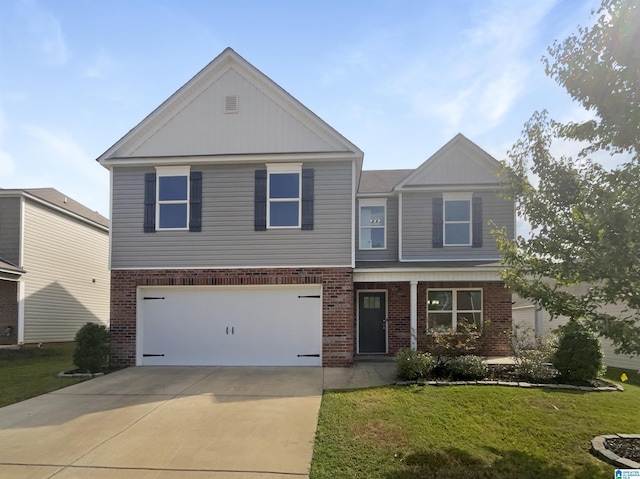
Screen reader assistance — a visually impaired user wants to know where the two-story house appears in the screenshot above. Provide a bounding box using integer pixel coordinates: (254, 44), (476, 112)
(0, 188), (110, 345)
(98, 48), (514, 368)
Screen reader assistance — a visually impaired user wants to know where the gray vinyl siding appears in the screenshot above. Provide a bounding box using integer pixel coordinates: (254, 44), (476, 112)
(22, 200), (110, 343)
(355, 196), (398, 262)
(401, 190), (514, 261)
(110, 160), (353, 269)
(0, 197), (22, 265)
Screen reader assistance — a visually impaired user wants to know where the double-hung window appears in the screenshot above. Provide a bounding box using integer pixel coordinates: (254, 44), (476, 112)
(427, 289), (482, 333)
(156, 166), (190, 230)
(359, 199), (386, 249)
(443, 193), (471, 246)
(267, 164), (301, 228)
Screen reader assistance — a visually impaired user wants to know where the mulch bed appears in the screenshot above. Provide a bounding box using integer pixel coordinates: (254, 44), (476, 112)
(605, 438), (640, 463)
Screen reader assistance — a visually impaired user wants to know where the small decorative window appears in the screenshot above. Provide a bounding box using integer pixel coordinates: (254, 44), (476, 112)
(443, 193), (471, 246)
(267, 164), (301, 228)
(363, 296), (381, 309)
(359, 199), (386, 249)
(427, 289), (482, 333)
(156, 166), (190, 230)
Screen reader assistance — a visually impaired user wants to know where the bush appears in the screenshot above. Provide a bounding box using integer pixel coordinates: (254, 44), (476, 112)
(73, 322), (110, 373)
(513, 333), (558, 382)
(514, 349), (556, 382)
(394, 348), (435, 380)
(447, 355), (488, 380)
(552, 320), (603, 383)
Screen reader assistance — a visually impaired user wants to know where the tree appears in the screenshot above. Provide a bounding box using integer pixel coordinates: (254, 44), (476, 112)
(495, 0), (640, 356)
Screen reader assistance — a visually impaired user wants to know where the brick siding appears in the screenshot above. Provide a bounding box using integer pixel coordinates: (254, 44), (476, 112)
(0, 281), (18, 345)
(354, 280), (513, 358)
(110, 267), (354, 368)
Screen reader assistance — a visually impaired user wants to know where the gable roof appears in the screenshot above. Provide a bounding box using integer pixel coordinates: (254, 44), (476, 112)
(395, 133), (502, 190)
(96, 48), (363, 168)
(358, 169), (413, 194)
(0, 188), (109, 230)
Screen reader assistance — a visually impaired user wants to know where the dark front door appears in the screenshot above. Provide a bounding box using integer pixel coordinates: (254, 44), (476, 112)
(358, 291), (386, 353)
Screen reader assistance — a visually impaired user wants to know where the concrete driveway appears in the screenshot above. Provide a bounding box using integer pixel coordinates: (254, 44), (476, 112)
(0, 367), (325, 479)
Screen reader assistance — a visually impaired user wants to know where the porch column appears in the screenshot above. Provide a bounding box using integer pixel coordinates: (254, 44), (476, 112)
(410, 280), (418, 350)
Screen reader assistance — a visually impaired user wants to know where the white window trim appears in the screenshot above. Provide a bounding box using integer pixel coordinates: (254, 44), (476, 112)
(359, 198), (387, 250)
(266, 163), (302, 229)
(155, 166), (191, 231)
(426, 288), (483, 333)
(443, 192), (472, 246)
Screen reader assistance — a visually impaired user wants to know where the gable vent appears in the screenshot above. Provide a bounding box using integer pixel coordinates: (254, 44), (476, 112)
(225, 95), (238, 114)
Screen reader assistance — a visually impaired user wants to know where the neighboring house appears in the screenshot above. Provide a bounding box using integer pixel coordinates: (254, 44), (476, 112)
(97, 48), (514, 368)
(513, 294), (640, 371)
(0, 188), (110, 345)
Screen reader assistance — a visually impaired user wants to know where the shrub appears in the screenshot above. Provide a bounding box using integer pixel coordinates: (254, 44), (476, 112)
(514, 349), (556, 382)
(552, 320), (603, 383)
(513, 333), (558, 382)
(73, 322), (110, 373)
(394, 348), (435, 380)
(446, 355), (488, 380)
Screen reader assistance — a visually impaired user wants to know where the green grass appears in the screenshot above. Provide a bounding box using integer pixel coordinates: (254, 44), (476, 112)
(311, 382), (640, 479)
(0, 342), (87, 408)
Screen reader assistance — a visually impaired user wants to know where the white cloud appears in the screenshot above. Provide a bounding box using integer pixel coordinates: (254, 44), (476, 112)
(21, 125), (103, 180)
(17, 0), (69, 67)
(390, 0), (558, 135)
(84, 49), (116, 79)
(0, 107), (16, 176)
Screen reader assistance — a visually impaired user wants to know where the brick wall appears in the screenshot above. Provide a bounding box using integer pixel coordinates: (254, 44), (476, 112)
(354, 280), (513, 358)
(416, 281), (513, 356)
(0, 281), (18, 345)
(110, 267), (354, 368)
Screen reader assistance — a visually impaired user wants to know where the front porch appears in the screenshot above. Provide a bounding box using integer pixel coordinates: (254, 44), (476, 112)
(353, 262), (513, 359)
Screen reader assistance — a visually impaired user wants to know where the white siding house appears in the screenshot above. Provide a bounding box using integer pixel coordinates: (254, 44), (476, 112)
(0, 188), (110, 345)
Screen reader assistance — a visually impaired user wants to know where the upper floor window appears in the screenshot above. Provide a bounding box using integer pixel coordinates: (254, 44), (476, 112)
(267, 164), (301, 228)
(156, 166), (190, 230)
(443, 193), (471, 246)
(427, 288), (482, 333)
(143, 167), (201, 233)
(359, 199), (386, 249)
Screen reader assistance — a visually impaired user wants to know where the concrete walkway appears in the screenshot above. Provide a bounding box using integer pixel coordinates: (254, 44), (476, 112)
(0, 364), (397, 479)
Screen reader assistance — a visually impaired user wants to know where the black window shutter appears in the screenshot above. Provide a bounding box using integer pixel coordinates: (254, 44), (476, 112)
(189, 171), (202, 232)
(301, 168), (314, 230)
(144, 172), (156, 233)
(472, 196), (483, 247)
(432, 196), (443, 248)
(254, 169), (267, 231)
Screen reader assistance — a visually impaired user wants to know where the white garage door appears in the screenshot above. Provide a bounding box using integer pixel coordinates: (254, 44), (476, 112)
(138, 285), (322, 366)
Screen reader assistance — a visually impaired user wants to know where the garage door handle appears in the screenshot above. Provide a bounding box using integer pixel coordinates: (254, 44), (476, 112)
(226, 326), (229, 335)
(232, 327), (235, 335)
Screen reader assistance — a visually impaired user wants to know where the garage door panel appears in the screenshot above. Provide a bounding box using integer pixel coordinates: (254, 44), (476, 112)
(140, 286), (322, 366)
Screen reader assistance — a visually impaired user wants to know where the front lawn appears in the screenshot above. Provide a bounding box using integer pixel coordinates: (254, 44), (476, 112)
(311, 381), (639, 478)
(0, 342), (86, 408)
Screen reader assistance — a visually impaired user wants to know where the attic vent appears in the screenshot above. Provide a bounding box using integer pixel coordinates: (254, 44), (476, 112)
(225, 95), (238, 114)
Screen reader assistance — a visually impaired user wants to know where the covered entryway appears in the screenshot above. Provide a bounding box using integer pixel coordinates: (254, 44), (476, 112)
(357, 290), (387, 353)
(138, 284), (322, 366)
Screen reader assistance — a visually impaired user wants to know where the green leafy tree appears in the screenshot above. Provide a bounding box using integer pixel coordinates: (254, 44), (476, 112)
(495, 0), (640, 355)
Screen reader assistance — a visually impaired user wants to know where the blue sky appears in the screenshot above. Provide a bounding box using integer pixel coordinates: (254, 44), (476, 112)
(0, 0), (601, 218)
